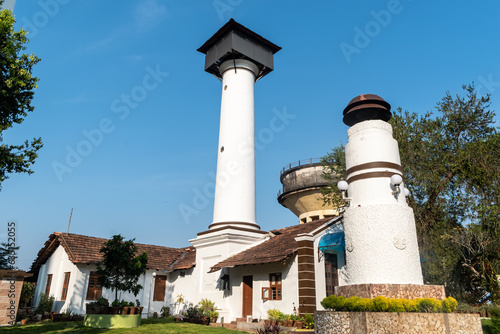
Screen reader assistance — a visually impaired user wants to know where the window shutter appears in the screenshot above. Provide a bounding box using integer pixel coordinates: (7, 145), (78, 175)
(153, 275), (167, 302)
(61, 272), (71, 301)
(45, 274), (52, 295)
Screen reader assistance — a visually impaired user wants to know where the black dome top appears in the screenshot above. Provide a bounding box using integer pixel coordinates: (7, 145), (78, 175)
(343, 94), (392, 126)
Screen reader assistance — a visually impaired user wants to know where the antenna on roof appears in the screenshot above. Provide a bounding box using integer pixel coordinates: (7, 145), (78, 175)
(66, 208), (73, 234)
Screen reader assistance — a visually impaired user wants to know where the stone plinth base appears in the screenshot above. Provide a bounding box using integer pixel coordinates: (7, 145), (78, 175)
(315, 311), (482, 334)
(84, 314), (141, 328)
(335, 284), (446, 300)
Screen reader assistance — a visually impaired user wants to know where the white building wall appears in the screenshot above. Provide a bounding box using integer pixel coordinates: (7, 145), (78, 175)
(227, 259), (299, 321)
(33, 245), (81, 313)
(33, 246), (170, 317)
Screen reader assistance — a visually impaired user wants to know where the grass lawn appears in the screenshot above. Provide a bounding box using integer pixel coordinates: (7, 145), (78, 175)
(0, 318), (249, 334)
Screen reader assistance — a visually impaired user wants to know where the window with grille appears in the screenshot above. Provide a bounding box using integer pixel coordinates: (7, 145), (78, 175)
(262, 273), (282, 300)
(61, 272), (71, 301)
(86, 271), (103, 300)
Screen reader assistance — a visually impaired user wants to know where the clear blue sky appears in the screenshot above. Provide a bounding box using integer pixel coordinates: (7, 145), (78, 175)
(1, 0), (499, 270)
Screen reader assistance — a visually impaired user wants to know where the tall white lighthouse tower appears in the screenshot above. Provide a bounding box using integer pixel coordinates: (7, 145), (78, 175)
(197, 19), (281, 231)
(189, 20), (281, 315)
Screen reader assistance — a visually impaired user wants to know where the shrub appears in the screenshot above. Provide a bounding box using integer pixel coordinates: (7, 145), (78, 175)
(35, 292), (54, 314)
(321, 295), (346, 311)
(343, 296), (360, 311)
(355, 297), (373, 311)
(198, 298), (216, 317)
(257, 323), (284, 334)
(96, 297), (109, 307)
(320, 295), (456, 313)
(184, 305), (202, 319)
(402, 299), (419, 312)
(267, 308), (284, 321)
(372, 296), (390, 312)
(417, 298), (442, 313)
(303, 313), (314, 329)
(441, 297), (457, 313)
(490, 307), (500, 334)
(387, 299), (406, 312)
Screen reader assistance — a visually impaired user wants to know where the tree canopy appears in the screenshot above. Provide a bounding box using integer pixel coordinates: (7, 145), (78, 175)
(322, 84), (499, 305)
(96, 234), (148, 301)
(0, 2), (43, 189)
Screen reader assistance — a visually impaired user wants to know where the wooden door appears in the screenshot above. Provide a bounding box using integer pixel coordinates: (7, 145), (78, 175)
(242, 275), (253, 317)
(325, 253), (338, 297)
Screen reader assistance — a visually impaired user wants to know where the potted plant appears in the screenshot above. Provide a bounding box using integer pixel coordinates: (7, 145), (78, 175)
(285, 314), (293, 327)
(136, 299), (143, 315)
(278, 313), (287, 326)
(295, 316), (304, 329)
(120, 299), (130, 314)
(127, 301), (136, 314)
(175, 294), (185, 315)
(111, 299), (121, 314)
(267, 309), (282, 325)
(208, 310), (219, 323)
(86, 301), (97, 314)
(20, 315), (29, 325)
(161, 305), (170, 317)
(96, 297), (110, 314)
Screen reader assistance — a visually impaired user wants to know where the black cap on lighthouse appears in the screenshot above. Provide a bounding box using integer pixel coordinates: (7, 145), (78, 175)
(197, 19), (281, 81)
(342, 94), (392, 127)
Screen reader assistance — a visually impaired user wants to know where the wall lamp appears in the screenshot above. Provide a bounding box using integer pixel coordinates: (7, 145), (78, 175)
(337, 180), (352, 204)
(391, 174), (403, 195)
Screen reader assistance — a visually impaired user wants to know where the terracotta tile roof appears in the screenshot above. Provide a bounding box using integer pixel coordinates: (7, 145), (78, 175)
(209, 216), (341, 272)
(30, 232), (195, 275)
(171, 247), (196, 271)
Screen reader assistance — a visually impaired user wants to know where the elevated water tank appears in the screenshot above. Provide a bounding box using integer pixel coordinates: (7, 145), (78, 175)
(277, 158), (339, 224)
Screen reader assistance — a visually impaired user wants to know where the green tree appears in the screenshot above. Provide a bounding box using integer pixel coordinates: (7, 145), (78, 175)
(321, 84), (499, 304)
(320, 144), (346, 210)
(20, 281), (36, 308)
(0, 1), (43, 189)
(96, 234), (148, 301)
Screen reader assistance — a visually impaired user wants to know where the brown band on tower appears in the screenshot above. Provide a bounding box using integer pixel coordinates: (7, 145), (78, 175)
(208, 221), (261, 230)
(346, 161), (403, 176)
(198, 225), (267, 236)
(347, 171), (402, 184)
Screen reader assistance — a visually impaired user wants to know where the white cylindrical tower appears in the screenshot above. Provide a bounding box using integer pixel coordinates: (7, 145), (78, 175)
(341, 94), (423, 285)
(197, 19), (281, 231)
(212, 59), (259, 228)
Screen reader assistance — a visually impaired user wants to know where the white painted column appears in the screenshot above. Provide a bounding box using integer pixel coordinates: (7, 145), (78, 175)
(211, 59), (260, 230)
(343, 120), (423, 285)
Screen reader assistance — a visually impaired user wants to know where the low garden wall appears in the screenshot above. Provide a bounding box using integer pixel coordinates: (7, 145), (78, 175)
(84, 314), (141, 328)
(315, 311), (482, 334)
